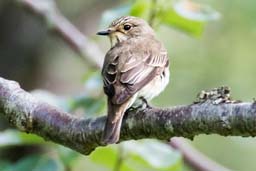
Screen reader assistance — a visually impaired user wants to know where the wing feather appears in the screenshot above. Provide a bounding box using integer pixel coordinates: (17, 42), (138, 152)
(102, 38), (169, 105)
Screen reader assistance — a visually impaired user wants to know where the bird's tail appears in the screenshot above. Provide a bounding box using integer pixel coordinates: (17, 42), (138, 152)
(102, 99), (131, 144)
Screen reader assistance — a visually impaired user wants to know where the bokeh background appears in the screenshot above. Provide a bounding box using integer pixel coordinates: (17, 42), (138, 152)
(0, 0), (256, 170)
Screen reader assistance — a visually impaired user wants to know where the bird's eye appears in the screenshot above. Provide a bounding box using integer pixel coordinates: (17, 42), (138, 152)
(123, 25), (131, 31)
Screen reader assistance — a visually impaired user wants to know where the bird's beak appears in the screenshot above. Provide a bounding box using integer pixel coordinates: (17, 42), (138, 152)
(97, 28), (113, 36)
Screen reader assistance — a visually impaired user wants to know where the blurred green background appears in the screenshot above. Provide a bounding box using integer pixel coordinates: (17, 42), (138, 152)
(0, 0), (256, 170)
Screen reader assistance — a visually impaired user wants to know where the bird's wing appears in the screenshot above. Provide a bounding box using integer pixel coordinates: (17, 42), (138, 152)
(102, 41), (169, 105)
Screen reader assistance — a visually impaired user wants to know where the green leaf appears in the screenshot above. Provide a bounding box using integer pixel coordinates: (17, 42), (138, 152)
(100, 0), (219, 36)
(86, 140), (182, 171)
(57, 146), (79, 166)
(69, 96), (105, 116)
(0, 161), (11, 170)
(129, 0), (205, 36)
(90, 145), (118, 169)
(173, 0), (220, 21)
(69, 72), (105, 116)
(122, 140), (182, 171)
(129, 0), (204, 36)
(160, 7), (205, 36)
(2, 154), (65, 171)
(0, 130), (44, 147)
(130, 0), (151, 20)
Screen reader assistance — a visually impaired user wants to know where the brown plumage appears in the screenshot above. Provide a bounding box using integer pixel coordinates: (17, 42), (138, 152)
(97, 16), (170, 144)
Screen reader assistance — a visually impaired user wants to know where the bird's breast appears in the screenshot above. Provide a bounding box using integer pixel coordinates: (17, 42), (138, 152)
(133, 67), (170, 107)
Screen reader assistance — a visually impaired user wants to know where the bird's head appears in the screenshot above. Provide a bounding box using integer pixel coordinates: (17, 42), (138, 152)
(97, 16), (155, 47)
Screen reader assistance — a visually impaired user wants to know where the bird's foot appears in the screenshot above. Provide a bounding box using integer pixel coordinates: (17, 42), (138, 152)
(127, 97), (152, 112)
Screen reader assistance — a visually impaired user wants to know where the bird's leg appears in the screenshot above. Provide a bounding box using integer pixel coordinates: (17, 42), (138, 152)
(126, 97), (152, 113)
(140, 97), (152, 109)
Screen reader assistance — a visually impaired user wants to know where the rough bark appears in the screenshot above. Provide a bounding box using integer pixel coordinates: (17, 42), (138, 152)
(0, 77), (255, 155)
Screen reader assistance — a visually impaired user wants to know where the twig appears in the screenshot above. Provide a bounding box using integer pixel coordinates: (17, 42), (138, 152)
(170, 137), (230, 171)
(1, 77), (256, 156)
(17, 0), (104, 68)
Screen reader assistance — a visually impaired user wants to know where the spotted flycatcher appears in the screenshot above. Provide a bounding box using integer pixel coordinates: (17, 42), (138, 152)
(97, 16), (170, 144)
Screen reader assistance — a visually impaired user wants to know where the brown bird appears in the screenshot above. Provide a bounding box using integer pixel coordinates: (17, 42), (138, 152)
(97, 16), (170, 144)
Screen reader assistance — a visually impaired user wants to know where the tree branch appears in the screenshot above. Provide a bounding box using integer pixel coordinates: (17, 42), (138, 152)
(17, 0), (104, 68)
(0, 77), (256, 155)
